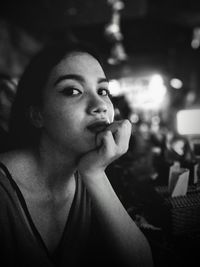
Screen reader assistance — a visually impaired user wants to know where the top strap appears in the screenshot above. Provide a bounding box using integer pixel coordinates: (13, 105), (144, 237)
(0, 161), (51, 257)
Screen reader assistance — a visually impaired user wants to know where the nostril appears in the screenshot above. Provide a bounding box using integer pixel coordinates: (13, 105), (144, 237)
(87, 96), (108, 114)
(92, 106), (107, 114)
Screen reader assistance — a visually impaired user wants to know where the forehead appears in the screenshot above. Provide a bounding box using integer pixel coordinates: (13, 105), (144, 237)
(50, 52), (106, 80)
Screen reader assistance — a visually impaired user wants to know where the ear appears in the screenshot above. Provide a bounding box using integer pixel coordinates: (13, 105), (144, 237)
(29, 106), (43, 128)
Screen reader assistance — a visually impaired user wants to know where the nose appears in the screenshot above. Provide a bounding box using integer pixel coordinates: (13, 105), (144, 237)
(87, 95), (108, 115)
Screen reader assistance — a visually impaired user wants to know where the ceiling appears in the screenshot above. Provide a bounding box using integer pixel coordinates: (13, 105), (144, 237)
(1, 0), (200, 122)
(1, 0), (200, 78)
(1, 0), (200, 48)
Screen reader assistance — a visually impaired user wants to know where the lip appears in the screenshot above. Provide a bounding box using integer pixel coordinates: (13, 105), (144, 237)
(87, 120), (110, 133)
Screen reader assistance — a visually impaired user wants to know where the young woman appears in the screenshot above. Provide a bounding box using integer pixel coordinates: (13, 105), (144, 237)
(0, 42), (153, 266)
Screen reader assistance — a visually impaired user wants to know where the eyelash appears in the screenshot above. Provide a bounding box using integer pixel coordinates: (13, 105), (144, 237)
(98, 88), (112, 98)
(60, 87), (112, 98)
(60, 87), (81, 96)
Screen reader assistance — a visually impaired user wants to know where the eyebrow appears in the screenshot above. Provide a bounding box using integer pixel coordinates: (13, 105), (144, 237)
(54, 74), (108, 86)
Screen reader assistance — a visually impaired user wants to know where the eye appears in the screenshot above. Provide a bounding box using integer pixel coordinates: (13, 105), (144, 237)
(98, 88), (112, 97)
(60, 87), (82, 96)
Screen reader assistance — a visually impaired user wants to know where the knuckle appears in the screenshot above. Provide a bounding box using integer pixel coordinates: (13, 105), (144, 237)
(123, 119), (132, 129)
(105, 130), (112, 137)
(124, 119), (130, 125)
(117, 145), (128, 156)
(119, 119), (131, 131)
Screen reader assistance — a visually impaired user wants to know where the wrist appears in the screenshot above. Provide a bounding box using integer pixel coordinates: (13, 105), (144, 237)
(79, 168), (107, 186)
(79, 167), (104, 179)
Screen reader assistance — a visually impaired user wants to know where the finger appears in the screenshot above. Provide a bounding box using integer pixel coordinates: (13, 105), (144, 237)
(96, 120), (132, 160)
(107, 120), (131, 142)
(113, 120), (132, 152)
(96, 130), (115, 151)
(105, 120), (122, 134)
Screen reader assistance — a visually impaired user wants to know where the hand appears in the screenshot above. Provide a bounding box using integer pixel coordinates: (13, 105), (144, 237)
(78, 119), (132, 178)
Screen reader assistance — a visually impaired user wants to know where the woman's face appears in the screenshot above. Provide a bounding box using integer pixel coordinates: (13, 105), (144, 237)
(39, 52), (114, 155)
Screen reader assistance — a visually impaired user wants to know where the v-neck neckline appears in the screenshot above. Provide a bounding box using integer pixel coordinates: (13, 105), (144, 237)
(0, 162), (79, 262)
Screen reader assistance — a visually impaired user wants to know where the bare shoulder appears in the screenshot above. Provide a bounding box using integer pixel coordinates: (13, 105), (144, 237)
(0, 150), (34, 185)
(0, 150), (28, 167)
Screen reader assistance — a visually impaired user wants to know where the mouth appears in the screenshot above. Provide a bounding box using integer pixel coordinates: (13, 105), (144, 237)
(87, 121), (110, 134)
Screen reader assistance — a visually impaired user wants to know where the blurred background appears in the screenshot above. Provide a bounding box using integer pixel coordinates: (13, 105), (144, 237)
(1, 0), (200, 134)
(1, 1), (200, 266)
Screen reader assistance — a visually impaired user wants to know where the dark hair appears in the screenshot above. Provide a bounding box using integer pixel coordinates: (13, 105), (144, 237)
(9, 41), (105, 149)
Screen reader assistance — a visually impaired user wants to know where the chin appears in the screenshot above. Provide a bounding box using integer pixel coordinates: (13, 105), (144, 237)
(84, 143), (96, 153)
(69, 134), (97, 155)
(79, 139), (96, 154)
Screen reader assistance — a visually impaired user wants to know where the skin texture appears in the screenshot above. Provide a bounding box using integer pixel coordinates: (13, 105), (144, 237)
(0, 51), (153, 267)
(39, 52), (114, 156)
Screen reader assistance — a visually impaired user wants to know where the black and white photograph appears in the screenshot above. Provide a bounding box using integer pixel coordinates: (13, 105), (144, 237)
(0, 1), (200, 266)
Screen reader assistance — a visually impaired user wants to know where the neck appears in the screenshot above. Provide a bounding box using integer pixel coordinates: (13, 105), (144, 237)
(35, 139), (78, 193)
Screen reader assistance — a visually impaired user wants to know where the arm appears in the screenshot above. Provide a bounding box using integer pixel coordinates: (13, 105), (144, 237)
(78, 120), (154, 267)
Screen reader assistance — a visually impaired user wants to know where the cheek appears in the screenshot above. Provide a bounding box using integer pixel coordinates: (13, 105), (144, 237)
(44, 108), (72, 130)
(42, 103), (82, 137)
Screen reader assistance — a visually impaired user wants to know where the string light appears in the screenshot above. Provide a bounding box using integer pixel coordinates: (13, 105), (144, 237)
(191, 27), (200, 49)
(104, 0), (128, 64)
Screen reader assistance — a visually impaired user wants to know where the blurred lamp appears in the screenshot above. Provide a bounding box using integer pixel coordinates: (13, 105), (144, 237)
(109, 79), (122, 96)
(170, 78), (183, 89)
(191, 27), (200, 49)
(177, 109), (200, 135)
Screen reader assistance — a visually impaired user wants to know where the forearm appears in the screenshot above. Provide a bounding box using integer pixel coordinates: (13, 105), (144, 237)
(81, 171), (154, 267)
